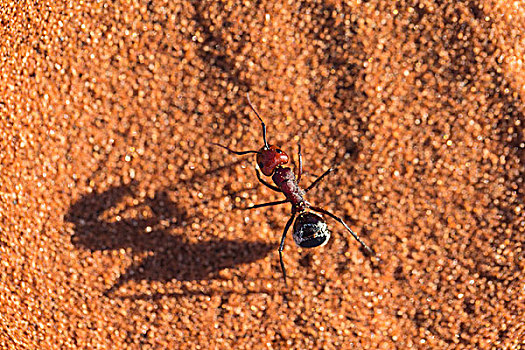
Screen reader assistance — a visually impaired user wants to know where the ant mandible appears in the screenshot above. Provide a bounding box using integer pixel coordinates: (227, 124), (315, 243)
(213, 93), (376, 285)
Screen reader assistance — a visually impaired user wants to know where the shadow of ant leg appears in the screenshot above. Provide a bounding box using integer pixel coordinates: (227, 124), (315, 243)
(238, 199), (289, 210)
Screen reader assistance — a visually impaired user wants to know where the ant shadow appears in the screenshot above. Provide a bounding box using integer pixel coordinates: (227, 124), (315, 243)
(65, 182), (273, 297)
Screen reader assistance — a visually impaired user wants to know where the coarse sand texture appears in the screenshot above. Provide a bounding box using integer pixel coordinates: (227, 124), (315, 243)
(1, 1), (524, 349)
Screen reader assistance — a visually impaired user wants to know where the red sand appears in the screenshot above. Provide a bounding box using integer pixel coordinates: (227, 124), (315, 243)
(1, 1), (524, 349)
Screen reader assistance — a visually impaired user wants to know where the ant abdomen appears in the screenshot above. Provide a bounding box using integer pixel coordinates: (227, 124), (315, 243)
(292, 212), (331, 248)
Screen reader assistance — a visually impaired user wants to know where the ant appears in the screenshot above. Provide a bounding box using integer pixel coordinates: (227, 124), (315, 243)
(213, 94), (376, 285)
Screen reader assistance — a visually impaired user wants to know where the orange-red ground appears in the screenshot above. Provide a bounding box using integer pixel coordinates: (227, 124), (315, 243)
(1, 1), (524, 349)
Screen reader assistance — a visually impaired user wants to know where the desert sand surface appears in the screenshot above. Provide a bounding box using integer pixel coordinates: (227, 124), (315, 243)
(1, 1), (524, 349)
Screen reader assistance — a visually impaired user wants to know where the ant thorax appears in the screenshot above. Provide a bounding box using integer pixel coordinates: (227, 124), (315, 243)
(272, 167), (305, 208)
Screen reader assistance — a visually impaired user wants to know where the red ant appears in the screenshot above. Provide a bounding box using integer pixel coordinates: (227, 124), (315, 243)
(213, 94), (376, 285)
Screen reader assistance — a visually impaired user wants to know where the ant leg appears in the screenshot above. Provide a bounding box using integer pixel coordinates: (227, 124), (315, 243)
(256, 168), (281, 192)
(279, 213), (296, 286)
(239, 199), (288, 210)
(305, 168), (336, 193)
(211, 142), (259, 156)
(296, 144), (303, 184)
(310, 206), (376, 257)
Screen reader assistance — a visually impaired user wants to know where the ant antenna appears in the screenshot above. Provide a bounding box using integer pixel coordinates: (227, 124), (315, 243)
(210, 142), (260, 155)
(246, 93), (269, 149)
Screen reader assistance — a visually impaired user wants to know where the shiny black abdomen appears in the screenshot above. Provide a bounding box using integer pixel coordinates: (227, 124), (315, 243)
(292, 212), (331, 248)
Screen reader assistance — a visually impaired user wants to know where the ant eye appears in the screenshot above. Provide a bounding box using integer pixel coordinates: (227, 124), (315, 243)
(276, 149), (282, 154)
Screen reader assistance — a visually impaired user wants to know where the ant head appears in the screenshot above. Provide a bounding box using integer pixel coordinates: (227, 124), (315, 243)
(244, 93), (289, 175)
(293, 212), (331, 248)
(257, 145), (289, 176)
